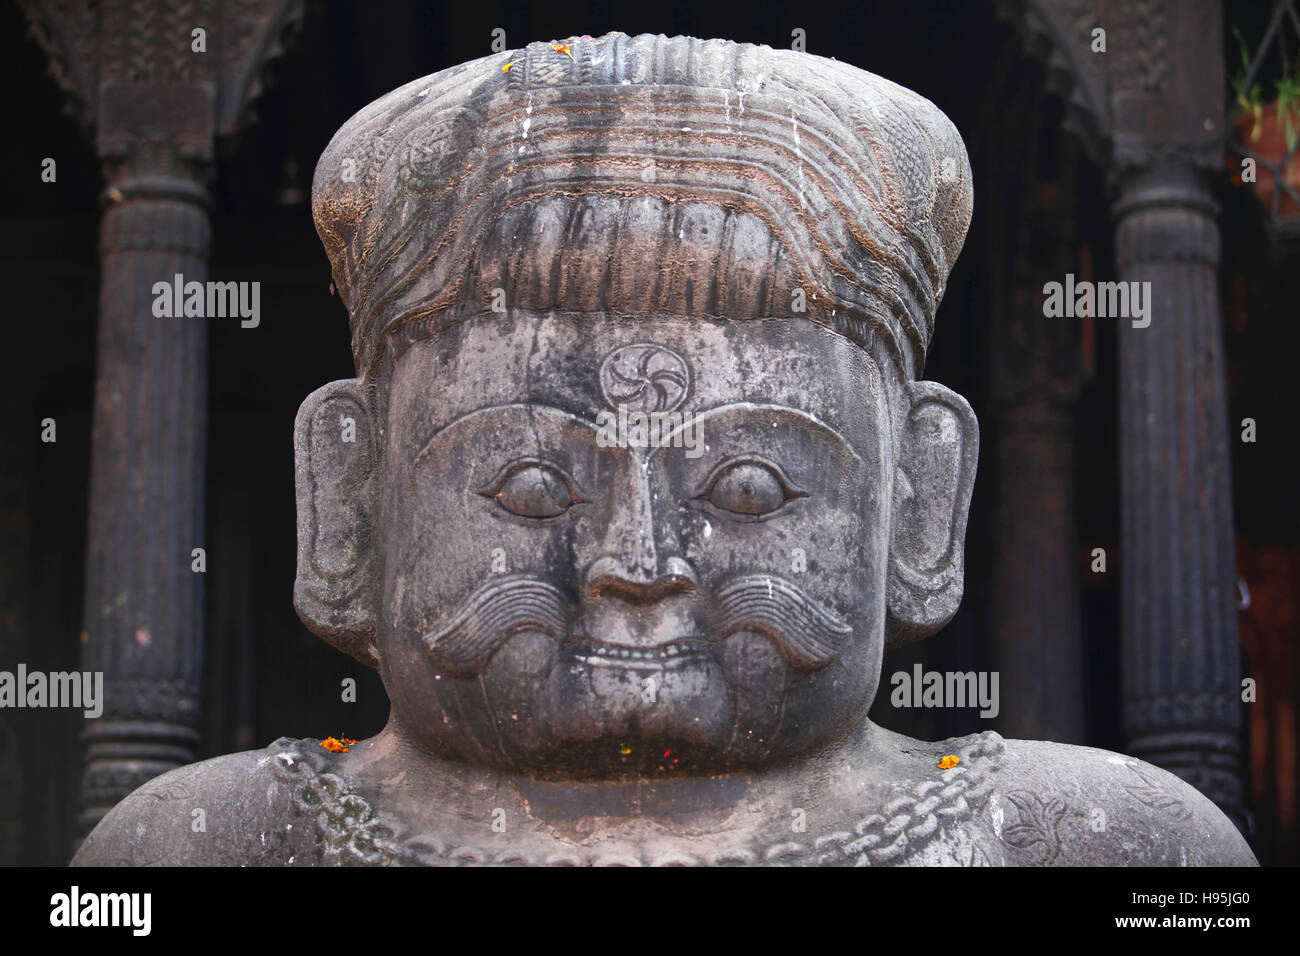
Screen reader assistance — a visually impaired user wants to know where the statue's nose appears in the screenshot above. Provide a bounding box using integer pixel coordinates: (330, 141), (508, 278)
(582, 460), (697, 604)
(584, 554), (698, 604)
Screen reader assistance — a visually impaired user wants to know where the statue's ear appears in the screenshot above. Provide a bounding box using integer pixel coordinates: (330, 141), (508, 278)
(885, 381), (979, 651)
(293, 379), (381, 668)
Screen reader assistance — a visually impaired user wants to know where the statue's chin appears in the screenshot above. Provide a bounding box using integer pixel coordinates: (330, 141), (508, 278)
(387, 624), (875, 776)
(398, 628), (854, 776)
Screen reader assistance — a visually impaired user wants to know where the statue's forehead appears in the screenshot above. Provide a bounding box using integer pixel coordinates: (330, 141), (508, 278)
(386, 312), (886, 445)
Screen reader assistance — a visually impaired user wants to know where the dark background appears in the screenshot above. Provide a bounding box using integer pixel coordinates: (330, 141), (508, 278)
(1, 0), (1296, 865)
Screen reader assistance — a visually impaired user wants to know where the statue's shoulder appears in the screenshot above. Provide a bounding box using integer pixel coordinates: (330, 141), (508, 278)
(987, 737), (1257, 866)
(71, 737), (333, 866)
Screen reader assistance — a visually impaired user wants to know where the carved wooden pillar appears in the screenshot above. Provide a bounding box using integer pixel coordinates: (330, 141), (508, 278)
(1109, 3), (1245, 827)
(80, 178), (212, 832)
(1114, 161), (1243, 822)
(1003, 0), (1247, 824)
(21, 0), (302, 836)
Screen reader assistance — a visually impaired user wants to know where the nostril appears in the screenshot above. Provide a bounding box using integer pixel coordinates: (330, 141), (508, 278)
(583, 555), (699, 604)
(588, 574), (697, 605)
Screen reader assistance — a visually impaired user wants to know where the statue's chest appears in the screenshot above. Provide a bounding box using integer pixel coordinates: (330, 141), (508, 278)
(265, 732), (1013, 866)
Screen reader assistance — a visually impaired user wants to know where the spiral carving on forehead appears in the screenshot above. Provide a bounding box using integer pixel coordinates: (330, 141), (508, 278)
(598, 343), (691, 414)
(311, 32), (973, 382)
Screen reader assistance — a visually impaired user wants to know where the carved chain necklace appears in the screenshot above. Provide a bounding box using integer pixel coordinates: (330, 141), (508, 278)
(268, 731), (1005, 866)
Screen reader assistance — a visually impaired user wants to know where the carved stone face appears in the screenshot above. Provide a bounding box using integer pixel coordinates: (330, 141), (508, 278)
(372, 311), (891, 775)
(295, 306), (977, 781)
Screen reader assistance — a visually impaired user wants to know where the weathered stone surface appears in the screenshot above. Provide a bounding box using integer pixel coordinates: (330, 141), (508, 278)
(73, 727), (1251, 866)
(73, 32), (1254, 866)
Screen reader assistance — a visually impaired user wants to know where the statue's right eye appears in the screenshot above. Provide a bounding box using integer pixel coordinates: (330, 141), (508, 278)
(477, 460), (586, 518)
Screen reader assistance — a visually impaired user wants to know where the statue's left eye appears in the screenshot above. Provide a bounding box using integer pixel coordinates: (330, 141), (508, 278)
(697, 457), (805, 517)
(479, 461), (585, 518)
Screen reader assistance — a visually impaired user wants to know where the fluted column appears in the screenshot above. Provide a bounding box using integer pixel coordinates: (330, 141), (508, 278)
(1003, 0), (1246, 828)
(19, 0), (304, 840)
(79, 184), (210, 831)
(1115, 163), (1244, 825)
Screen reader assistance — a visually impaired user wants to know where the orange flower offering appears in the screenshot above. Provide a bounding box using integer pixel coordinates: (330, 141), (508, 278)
(320, 735), (358, 753)
(938, 755), (959, 770)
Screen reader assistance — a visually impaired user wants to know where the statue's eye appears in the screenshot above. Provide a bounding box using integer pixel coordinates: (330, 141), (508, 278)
(478, 461), (585, 518)
(698, 458), (805, 517)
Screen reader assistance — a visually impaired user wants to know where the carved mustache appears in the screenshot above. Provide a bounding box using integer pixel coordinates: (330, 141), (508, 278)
(423, 576), (569, 678)
(423, 573), (852, 677)
(711, 575), (853, 672)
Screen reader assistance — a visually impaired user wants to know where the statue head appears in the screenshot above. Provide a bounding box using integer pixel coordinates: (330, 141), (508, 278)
(297, 34), (976, 777)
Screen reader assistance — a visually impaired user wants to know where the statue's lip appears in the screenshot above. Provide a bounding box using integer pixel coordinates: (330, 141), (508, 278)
(567, 638), (711, 668)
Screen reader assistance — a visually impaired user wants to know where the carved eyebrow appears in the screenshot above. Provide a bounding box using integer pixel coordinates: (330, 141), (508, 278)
(412, 403), (600, 470)
(649, 403), (864, 466)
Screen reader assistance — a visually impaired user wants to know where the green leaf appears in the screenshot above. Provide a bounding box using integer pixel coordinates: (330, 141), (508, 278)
(1232, 25), (1252, 74)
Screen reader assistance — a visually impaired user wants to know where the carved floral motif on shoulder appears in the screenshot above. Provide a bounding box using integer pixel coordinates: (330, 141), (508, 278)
(997, 790), (1068, 864)
(1121, 760), (1192, 821)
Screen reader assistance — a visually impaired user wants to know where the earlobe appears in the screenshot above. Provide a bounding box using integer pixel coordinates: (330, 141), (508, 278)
(292, 379), (381, 668)
(884, 380), (979, 650)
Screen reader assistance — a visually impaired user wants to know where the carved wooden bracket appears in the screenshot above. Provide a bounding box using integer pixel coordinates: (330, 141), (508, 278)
(996, 0), (1222, 178)
(20, 0), (303, 179)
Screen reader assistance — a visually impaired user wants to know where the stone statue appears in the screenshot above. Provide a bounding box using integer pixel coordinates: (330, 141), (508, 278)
(73, 33), (1256, 866)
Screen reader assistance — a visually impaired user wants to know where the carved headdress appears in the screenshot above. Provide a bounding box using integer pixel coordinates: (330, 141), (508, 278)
(312, 33), (973, 382)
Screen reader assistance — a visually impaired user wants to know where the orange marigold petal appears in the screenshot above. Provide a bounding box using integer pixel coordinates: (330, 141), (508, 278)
(937, 754), (960, 770)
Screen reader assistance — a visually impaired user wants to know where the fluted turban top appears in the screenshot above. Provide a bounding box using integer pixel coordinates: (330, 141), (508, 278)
(312, 32), (973, 381)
